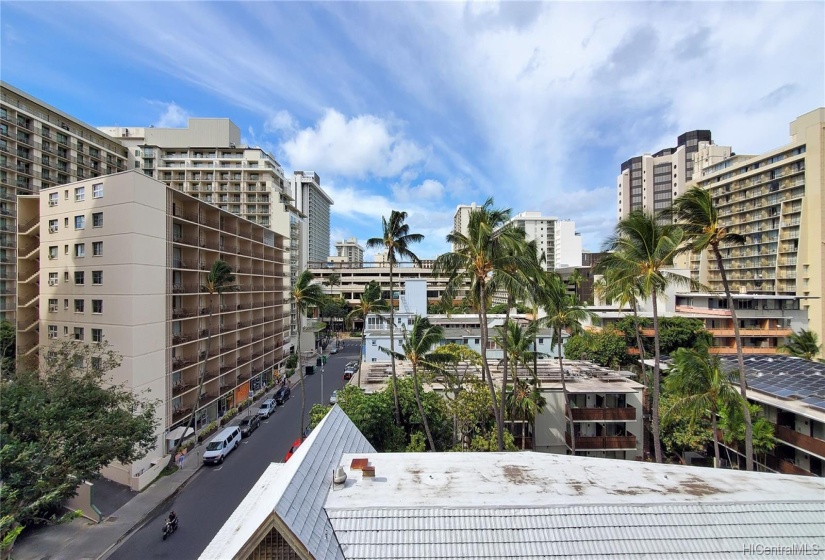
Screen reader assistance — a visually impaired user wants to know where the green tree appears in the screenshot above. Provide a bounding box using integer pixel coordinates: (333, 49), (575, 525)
(308, 403), (332, 429)
(567, 269), (585, 301)
(614, 316), (711, 356)
(664, 346), (743, 468)
(598, 211), (688, 463)
(659, 393), (713, 460)
(381, 316), (445, 451)
(186, 260), (235, 436)
(434, 197), (535, 451)
(564, 328), (630, 369)
(540, 272), (593, 455)
(319, 296), (349, 334)
(291, 270), (325, 439)
(496, 319), (545, 384)
(718, 402), (775, 467)
(0, 320), (15, 378)
(595, 272), (647, 383)
(507, 378), (547, 449)
(0, 341), (158, 534)
(323, 274), (342, 330)
(366, 211), (424, 424)
(781, 329), (822, 361)
(670, 186), (754, 470)
(345, 281), (389, 386)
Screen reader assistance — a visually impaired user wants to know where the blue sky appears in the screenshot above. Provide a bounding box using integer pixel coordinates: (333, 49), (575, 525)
(2, 1), (823, 259)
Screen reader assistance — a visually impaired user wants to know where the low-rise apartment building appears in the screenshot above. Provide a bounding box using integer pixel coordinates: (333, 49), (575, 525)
(16, 171), (289, 489)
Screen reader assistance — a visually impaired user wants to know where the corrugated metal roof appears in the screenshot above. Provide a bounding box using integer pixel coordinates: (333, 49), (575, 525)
(328, 503), (825, 559)
(275, 405), (375, 560)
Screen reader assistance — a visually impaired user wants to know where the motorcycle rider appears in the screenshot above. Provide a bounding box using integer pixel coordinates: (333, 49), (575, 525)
(167, 510), (178, 530)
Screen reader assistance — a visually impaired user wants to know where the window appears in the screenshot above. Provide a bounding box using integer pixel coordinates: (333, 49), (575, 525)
(74, 186), (85, 202)
(92, 328), (103, 342)
(48, 325), (58, 339)
(92, 241), (102, 256)
(91, 356), (102, 370)
(48, 246), (57, 259)
(48, 272), (58, 284)
(75, 243), (85, 257)
(74, 271), (84, 285)
(92, 212), (103, 227)
(74, 215), (85, 229)
(48, 298), (58, 312)
(48, 192), (58, 206)
(93, 183), (103, 198)
(92, 300), (102, 314)
(64, 271), (69, 282)
(48, 219), (58, 232)
(74, 327), (84, 341)
(64, 326), (69, 336)
(92, 270), (103, 285)
(74, 299), (84, 313)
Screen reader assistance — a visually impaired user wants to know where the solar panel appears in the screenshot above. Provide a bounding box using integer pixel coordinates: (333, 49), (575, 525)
(719, 356), (825, 402)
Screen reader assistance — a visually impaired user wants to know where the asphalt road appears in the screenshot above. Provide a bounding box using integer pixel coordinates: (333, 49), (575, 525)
(107, 340), (360, 560)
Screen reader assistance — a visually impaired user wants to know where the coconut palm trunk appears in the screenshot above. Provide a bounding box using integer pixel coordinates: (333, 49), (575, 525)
(411, 362), (435, 451)
(479, 291), (504, 450)
(557, 326), (575, 455)
(713, 245), (754, 471)
(500, 300), (512, 428)
(388, 261), (401, 424)
(651, 287), (664, 463)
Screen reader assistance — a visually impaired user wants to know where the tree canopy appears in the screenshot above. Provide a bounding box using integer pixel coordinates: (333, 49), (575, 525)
(0, 341), (158, 533)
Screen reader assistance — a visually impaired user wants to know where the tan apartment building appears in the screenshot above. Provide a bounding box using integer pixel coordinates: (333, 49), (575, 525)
(689, 108), (825, 344)
(16, 171), (289, 489)
(0, 82), (129, 324)
(328, 237), (364, 266)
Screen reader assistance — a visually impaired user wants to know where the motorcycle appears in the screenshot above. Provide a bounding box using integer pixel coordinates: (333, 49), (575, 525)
(162, 517), (178, 540)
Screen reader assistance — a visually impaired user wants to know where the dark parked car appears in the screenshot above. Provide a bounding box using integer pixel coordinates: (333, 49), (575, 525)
(275, 385), (291, 406)
(343, 371), (353, 380)
(239, 415), (260, 437)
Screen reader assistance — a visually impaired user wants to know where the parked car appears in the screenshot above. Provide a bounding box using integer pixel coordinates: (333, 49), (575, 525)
(257, 399), (276, 419)
(274, 385), (291, 406)
(239, 415), (260, 437)
(285, 438), (303, 462)
(329, 390), (338, 405)
(343, 370), (353, 380)
(330, 346), (338, 354)
(203, 427), (241, 465)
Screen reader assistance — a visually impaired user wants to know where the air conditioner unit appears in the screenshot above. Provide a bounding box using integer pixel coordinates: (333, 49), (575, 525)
(48, 255), (55, 260)
(48, 200), (57, 207)
(48, 278), (58, 286)
(48, 333), (57, 339)
(49, 225), (58, 233)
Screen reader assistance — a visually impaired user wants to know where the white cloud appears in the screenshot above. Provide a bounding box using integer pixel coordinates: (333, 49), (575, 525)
(280, 109), (427, 178)
(264, 110), (297, 134)
(149, 101), (189, 128)
(391, 179), (445, 204)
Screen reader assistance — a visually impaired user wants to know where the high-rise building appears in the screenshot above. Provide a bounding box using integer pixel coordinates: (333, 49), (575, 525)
(617, 130), (731, 220)
(16, 171), (289, 489)
(688, 108), (825, 344)
(451, 203), (479, 249)
(506, 211), (582, 270)
(0, 82), (130, 324)
(329, 237), (364, 266)
(98, 120), (292, 238)
(290, 171), (332, 270)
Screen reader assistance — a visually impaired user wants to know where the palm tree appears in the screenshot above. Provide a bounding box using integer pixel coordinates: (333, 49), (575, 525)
(345, 281), (389, 387)
(567, 269), (585, 301)
(670, 186), (755, 470)
(367, 211), (424, 424)
(781, 329), (822, 361)
(291, 270), (325, 439)
(664, 345), (743, 468)
(599, 211), (688, 463)
(496, 319), (544, 386)
(324, 273), (341, 332)
(540, 272), (593, 455)
(381, 316), (445, 451)
(595, 270), (647, 386)
(186, 260), (235, 436)
(434, 198), (536, 451)
(507, 378), (547, 449)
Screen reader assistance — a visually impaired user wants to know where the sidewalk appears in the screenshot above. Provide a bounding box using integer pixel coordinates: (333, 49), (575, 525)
(11, 383), (288, 560)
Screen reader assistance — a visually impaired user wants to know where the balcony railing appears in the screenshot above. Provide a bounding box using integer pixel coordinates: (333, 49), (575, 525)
(570, 407), (636, 422)
(774, 424), (825, 458)
(566, 432), (637, 450)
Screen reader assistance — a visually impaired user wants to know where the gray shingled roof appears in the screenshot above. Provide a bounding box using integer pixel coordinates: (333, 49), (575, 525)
(275, 405), (375, 560)
(329, 502), (825, 559)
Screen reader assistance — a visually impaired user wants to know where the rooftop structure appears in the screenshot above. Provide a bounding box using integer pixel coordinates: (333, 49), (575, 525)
(204, 406), (825, 559)
(328, 237), (364, 266)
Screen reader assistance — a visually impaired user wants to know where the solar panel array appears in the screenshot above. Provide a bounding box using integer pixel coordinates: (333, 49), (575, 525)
(720, 355), (825, 412)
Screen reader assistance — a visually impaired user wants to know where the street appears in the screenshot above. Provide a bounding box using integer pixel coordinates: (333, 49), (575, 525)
(106, 341), (360, 560)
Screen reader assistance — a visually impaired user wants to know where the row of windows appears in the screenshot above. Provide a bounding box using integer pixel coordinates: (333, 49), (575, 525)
(47, 241), (103, 259)
(47, 183), (103, 205)
(47, 325), (103, 342)
(47, 298), (103, 313)
(47, 270), (104, 285)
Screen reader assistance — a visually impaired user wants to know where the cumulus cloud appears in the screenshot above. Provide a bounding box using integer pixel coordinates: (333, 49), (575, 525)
(264, 110), (297, 134)
(280, 109), (427, 178)
(391, 179), (445, 204)
(149, 101), (190, 128)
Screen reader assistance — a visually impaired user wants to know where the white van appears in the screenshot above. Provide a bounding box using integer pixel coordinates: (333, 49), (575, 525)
(203, 426), (241, 465)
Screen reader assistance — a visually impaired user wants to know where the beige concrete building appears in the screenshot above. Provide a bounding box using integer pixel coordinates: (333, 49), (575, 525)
(16, 171), (289, 489)
(617, 130), (731, 220)
(688, 108), (825, 345)
(0, 82), (129, 324)
(451, 203), (479, 250)
(506, 211), (582, 270)
(328, 237), (364, 266)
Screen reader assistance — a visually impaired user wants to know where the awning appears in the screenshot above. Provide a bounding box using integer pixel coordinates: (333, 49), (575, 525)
(166, 426), (194, 440)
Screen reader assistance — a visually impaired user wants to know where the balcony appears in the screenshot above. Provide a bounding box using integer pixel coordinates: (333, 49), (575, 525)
(570, 407), (636, 422)
(774, 424), (825, 459)
(566, 432), (637, 450)
(708, 346), (778, 355)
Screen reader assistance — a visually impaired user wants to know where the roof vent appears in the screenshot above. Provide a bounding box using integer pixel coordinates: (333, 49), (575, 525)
(333, 466), (347, 486)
